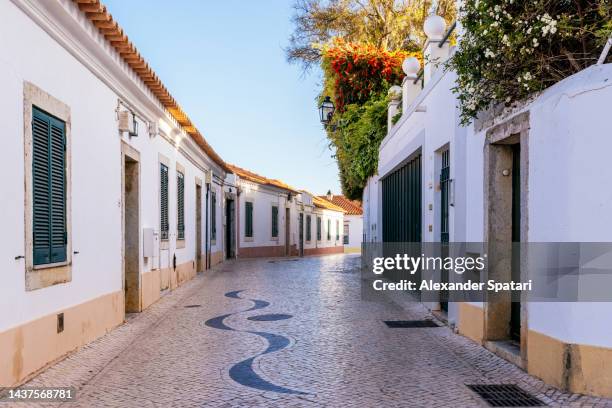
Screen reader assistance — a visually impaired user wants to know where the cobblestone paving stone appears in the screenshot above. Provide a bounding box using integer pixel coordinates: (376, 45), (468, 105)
(6, 254), (612, 407)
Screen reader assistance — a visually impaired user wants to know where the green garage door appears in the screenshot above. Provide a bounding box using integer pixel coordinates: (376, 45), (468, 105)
(382, 154), (422, 243)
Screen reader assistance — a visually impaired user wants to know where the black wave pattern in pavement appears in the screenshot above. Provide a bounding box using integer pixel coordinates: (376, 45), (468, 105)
(204, 290), (305, 395)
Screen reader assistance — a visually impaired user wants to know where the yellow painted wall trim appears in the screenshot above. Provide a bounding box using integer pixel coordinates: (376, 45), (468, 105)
(527, 330), (612, 398)
(143, 260), (196, 309)
(457, 303), (485, 344)
(0, 291), (124, 387)
(141, 269), (161, 310)
(211, 251), (224, 267)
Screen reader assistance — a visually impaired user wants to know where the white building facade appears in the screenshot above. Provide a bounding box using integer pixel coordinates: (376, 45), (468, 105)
(228, 166), (345, 257)
(318, 194), (363, 253)
(363, 14), (612, 397)
(0, 0), (230, 386)
(343, 214), (363, 253)
(303, 194), (346, 256)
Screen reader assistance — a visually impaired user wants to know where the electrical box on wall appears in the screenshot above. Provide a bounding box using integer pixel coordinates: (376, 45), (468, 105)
(143, 228), (154, 258)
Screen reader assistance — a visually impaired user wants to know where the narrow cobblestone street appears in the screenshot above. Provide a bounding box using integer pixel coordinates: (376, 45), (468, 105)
(11, 254), (612, 407)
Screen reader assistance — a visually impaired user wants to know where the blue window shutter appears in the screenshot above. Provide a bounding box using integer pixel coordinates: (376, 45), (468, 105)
(32, 107), (66, 265)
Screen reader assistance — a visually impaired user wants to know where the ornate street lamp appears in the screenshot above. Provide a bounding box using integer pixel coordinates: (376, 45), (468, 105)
(319, 96), (335, 125)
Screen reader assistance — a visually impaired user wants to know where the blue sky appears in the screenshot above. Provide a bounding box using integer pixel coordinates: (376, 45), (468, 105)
(103, 0), (340, 194)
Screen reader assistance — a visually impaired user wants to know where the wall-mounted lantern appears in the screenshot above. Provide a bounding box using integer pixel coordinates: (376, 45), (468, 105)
(118, 110), (138, 137)
(319, 96), (335, 125)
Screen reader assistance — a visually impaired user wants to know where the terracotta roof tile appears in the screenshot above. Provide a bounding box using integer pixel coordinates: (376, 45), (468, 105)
(227, 164), (299, 193)
(75, 0), (229, 172)
(318, 195), (362, 215)
(312, 195), (346, 213)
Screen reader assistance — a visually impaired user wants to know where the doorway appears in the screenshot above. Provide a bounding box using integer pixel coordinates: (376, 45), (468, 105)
(225, 198), (235, 259)
(122, 149), (140, 313)
(205, 183), (210, 269)
(196, 183), (203, 272)
(483, 113), (529, 362)
(439, 148), (450, 313)
(285, 207), (291, 256)
(510, 144), (521, 341)
(381, 152), (422, 283)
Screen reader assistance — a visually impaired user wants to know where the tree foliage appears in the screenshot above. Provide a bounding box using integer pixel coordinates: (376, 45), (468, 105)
(321, 39), (414, 111)
(287, 0), (456, 71)
(286, 0), (455, 199)
(450, 0), (612, 124)
(321, 40), (417, 199)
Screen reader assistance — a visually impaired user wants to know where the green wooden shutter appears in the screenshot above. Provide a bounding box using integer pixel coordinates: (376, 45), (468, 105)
(306, 215), (311, 241)
(336, 220), (339, 240)
(327, 219), (331, 240)
(343, 223), (349, 244)
(245, 202), (253, 237)
(211, 192), (216, 240)
(177, 172), (185, 240)
(271, 206), (278, 237)
(32, 107), (66, 265)
(160, 164), (169, 239)
(316, 217), (321, 241)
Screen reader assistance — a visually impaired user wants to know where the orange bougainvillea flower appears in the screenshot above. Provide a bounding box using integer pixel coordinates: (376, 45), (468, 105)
(321, 38), (421, 112)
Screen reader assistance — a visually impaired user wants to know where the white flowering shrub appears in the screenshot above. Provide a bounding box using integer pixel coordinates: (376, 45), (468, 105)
(450, 0), (612, 124)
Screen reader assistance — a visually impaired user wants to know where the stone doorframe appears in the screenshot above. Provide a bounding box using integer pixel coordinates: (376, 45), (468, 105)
(482, 111), (530, 365)
(121, 141), (142, 312)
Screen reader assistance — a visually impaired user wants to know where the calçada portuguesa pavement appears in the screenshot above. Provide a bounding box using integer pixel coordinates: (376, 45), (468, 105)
(7, 254), (612, 407)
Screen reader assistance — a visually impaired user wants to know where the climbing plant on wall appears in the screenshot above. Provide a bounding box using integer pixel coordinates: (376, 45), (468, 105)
(321, 39), (412, 112)
(330, 92), (390, 200)
(320, 40), (419, 199)
(450, 0), (612, 124)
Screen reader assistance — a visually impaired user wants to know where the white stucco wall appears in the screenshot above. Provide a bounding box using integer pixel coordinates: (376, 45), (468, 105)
(0, 0), (225, 332)
(311, 208), (344, 249)
(378, 67), (465, 245)
(372, 36), (612, 347)
(0, 0), (121, 331)
(473, 64), (612, 347)
(237, 180), (290, 250)
(344, 215), (363, 250)
(362, 177), (380, 242)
